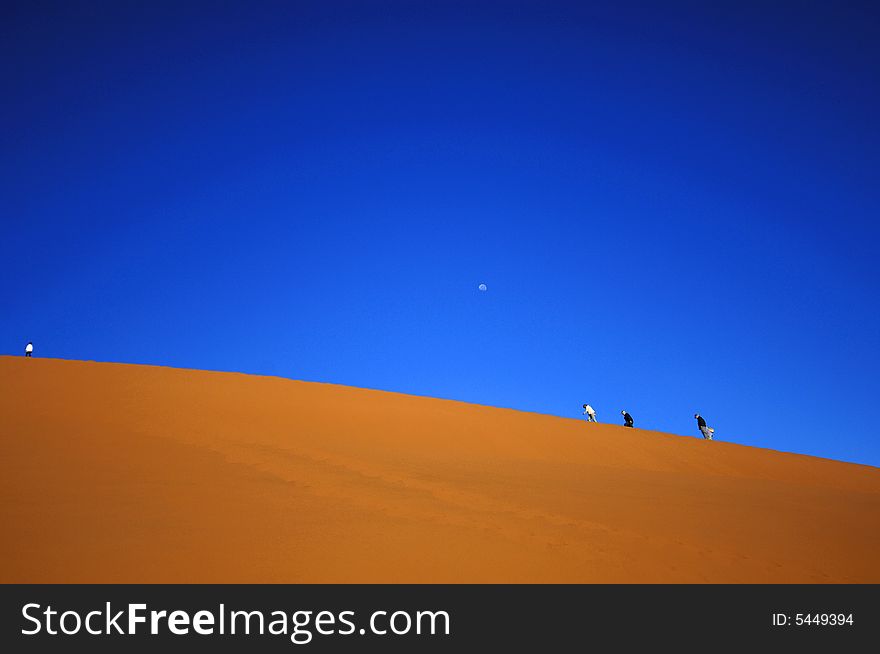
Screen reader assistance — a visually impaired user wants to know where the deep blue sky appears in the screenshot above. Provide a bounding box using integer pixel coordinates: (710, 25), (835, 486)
(2, 1), (878, 466)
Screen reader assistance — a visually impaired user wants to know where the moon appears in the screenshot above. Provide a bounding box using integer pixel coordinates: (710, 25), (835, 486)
(478, 283), (487, 291)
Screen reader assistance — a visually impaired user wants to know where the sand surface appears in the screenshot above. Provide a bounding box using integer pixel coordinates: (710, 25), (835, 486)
(1, 356), (878, 583)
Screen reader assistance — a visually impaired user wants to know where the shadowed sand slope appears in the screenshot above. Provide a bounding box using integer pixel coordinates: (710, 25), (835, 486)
(1, 356), (878, 583)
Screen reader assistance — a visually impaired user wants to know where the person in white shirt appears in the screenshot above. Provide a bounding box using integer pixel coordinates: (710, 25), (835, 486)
(25, 342), (33, 357)
(582, 404), (597, 422)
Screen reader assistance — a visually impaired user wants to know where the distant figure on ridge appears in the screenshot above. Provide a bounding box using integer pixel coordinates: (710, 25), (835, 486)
(621, 410), (634, 428)
(582, 404), (597, 422)
(25, 341), (33, 357)
(695, 413), (714, 440)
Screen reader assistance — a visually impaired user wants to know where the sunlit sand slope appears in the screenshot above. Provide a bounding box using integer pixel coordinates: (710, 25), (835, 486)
(1, 357), (878, 582)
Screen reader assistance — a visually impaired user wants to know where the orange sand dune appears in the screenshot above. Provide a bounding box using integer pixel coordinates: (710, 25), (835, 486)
(1, 356), (878, 583)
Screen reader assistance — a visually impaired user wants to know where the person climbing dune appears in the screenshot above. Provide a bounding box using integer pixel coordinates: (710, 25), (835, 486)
(695, 413), (714, 440)
(25, 341), (33, 357)
(621, 410), (634, 428)
(582, 404), (597, 423)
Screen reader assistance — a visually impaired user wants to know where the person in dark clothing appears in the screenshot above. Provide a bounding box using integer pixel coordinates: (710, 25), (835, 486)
(694, 413), (714, 440)
(621, 410), (634, 428)
(25, 342), (33, 357)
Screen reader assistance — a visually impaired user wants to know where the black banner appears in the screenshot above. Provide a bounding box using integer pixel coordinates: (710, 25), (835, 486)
(1, 585), (876, 651)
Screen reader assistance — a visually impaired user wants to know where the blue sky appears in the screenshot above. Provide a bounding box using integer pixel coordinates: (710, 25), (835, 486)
(2, 1), (878, 466)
